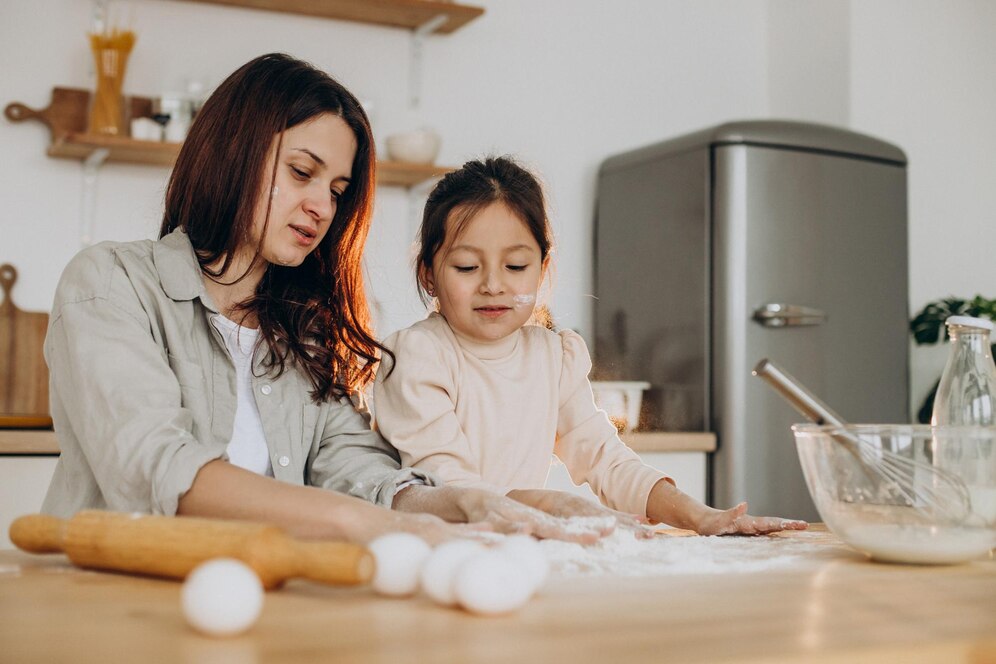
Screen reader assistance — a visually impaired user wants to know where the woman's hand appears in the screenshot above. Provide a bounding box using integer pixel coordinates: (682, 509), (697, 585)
(691, 502), (808, 536)
(393, 485), (609, 544)
(339, 499), (489, 545)
(506, 488), (653, 539)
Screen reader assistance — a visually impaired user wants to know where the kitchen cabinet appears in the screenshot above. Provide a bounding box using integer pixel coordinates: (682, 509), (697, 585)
(0, 430), (58, 549)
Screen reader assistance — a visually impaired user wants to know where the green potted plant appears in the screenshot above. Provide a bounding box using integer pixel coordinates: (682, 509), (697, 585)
(909, 295), (996, 423)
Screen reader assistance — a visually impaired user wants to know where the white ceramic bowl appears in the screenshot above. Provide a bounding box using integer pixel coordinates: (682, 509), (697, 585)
(591, 381), (651, 433)
(385, 129), (441, 164)
(793, 424), (996, 565)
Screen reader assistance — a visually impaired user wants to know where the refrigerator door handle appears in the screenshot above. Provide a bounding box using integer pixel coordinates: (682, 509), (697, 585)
(752, 303), (827, 327)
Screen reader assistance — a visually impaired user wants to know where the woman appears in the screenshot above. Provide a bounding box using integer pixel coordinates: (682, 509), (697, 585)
(41, 53), (597, 543)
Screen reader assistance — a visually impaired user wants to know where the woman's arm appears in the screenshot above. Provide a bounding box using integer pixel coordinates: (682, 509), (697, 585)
(178, 459), (468, 543)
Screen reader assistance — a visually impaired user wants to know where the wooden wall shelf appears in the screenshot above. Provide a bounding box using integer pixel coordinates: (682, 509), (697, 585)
(6, 88), (454, 187)
(177, 0), (485, 33)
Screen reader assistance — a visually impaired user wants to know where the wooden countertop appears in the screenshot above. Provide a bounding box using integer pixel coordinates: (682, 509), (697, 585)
(0, 429), (717, 455)
(1, 528), (993, 662)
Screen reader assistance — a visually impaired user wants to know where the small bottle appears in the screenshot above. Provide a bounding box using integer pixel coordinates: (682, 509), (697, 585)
(931, 315), (996, 426)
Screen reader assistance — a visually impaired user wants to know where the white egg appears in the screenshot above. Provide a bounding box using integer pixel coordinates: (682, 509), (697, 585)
(368, 532), (432, 597)
(454, 551), (534, 616)
(419, 539), (486, 606)
(499, 534), (549, 591)
(181, 558), (264, 637)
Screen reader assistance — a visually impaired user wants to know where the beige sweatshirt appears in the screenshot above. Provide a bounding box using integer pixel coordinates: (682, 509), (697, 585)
(374, 313), (670, 516)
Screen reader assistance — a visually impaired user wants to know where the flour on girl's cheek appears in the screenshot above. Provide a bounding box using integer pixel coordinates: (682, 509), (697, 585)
(511, 293), (536, 308)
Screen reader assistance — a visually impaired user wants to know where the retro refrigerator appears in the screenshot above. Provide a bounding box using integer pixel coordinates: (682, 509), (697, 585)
(593, 120), (909, 521)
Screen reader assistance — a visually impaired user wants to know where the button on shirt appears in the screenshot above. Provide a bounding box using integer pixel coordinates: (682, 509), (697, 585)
(41, 229), (435, 518)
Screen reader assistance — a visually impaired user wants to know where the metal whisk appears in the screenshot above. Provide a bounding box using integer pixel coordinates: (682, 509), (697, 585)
(753, 359), (973, 523)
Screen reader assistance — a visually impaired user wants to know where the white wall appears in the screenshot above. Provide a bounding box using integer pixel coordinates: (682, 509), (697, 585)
(1, 0), (993, 415)
(848, 0), (996, 413)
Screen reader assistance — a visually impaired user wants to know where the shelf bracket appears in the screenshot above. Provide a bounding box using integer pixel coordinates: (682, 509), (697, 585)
(409, 14), (447, 108)
(80, 147), (109, 246)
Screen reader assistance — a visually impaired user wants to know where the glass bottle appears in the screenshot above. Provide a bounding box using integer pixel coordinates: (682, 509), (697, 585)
(931, 315), (996, 426)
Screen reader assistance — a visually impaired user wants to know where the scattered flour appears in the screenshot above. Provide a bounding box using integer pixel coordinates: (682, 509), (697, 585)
(538, 529), (839, 578)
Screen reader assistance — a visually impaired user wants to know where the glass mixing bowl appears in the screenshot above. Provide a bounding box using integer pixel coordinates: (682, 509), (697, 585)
(792, 424), (995, 564)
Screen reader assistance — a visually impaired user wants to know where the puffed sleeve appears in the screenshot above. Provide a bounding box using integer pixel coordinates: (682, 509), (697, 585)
(553, 330), (672, 515)
(307, 393), (440, 507)
(44, 250), (226, 516)
(374, 326), (505, 493)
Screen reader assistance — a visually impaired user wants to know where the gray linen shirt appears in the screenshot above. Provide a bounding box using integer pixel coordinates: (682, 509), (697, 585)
(41, 228), (431, 517)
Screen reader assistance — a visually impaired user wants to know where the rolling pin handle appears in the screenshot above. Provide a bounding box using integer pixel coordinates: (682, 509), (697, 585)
(9, 514), (66, 553)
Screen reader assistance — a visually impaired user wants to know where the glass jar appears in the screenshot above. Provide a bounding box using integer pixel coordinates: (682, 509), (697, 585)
(931, 316), (996, 426)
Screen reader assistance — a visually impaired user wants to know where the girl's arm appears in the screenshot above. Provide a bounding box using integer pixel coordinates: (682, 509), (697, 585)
(645, 479), (807, 535)
(554, 331), (806, 535)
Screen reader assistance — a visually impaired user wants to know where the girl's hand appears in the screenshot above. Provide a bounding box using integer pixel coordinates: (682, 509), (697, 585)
(693, 502), (808, 536)
(646, 478), (807, 535)
(505, 488), (652, 540)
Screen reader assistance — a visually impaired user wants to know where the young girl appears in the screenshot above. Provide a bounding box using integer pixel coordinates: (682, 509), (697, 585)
(40, 56), (590, 544)
(375, 156), (807, 535)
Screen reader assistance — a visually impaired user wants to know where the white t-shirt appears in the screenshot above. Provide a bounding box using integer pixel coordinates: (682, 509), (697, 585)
(211, 315), (274, 477)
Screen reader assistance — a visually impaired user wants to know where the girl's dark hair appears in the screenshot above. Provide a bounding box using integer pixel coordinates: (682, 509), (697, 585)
(161, 53), (386, 402)
(415, 156), (554, 308)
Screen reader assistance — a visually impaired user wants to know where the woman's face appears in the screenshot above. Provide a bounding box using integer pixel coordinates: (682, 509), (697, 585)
(251, 113), (357, 268)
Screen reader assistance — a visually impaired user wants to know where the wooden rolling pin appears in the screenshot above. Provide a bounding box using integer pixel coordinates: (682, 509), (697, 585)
(9, 510), (374, 590)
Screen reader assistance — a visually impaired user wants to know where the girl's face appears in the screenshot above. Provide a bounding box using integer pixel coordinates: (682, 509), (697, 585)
(250, 113), (357, 269)
(425, 202), (546, 344)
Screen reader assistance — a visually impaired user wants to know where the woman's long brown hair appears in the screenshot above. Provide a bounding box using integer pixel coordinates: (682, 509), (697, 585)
(161, 53), (387, 402)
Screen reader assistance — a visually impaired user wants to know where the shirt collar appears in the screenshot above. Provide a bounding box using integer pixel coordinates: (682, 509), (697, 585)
(441, 315), (521, 360)
(152, 228), (215, 310)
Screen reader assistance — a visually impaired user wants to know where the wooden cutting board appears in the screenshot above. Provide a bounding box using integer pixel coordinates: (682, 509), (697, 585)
(0, 264), (51, 428)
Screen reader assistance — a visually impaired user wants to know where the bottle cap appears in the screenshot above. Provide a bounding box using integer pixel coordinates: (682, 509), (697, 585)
(945, 315), (995, 331)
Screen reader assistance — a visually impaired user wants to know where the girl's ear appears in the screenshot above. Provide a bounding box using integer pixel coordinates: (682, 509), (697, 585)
(418, 264), (436, 297)
(540, 254), (551, 278)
